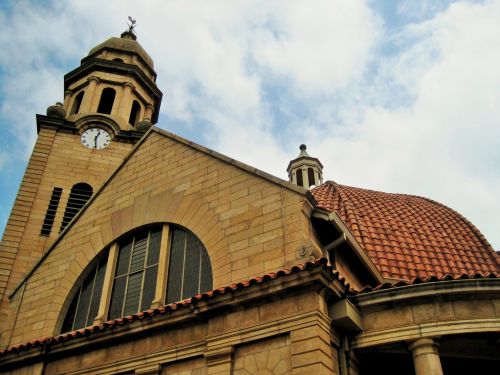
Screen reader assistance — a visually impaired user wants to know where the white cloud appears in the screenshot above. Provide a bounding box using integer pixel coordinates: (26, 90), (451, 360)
(251, 0), (382, 92)
(0, 0), (498, 249)
(313, 0), (500, 247)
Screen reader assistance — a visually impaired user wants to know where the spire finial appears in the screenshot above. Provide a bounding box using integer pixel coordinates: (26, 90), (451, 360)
(298, 144), (310, 157)
(121, 17), (137, 40)
(127, 16), (137, 33)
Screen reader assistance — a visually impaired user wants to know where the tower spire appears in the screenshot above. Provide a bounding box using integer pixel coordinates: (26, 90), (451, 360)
(54, 28), (162, 133)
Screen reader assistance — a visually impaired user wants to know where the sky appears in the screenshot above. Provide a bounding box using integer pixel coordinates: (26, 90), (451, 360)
(0, 0), (499, 249)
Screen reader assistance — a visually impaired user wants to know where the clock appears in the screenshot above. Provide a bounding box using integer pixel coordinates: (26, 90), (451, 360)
(81, 128), (111, 149)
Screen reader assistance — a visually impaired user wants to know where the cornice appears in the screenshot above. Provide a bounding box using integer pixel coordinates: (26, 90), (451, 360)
(350, 277), (500, 310)
(36, 114), (145, 143)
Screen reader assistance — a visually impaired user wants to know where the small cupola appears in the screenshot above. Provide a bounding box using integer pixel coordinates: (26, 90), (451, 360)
(287, 144), (323, 188)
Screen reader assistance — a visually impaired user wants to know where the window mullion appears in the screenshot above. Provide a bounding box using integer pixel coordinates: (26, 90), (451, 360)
(180, 232), (187, 300)
(84, 266), (98, 326)
(120, 235), (136, 316)
(198, 246), (202, 292)
(136, 230), (152, 311)
(71, 286), (83, 331)
(152, 223), (170, 308)
(93, 243), (118, 325)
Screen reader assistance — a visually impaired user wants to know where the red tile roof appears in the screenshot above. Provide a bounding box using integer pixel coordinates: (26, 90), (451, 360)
(0, 258), (346, 356)
(311, 181), (500, 280)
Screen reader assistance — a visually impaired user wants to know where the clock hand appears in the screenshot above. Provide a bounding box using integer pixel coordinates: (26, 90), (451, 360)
(94, 130), (101, 149)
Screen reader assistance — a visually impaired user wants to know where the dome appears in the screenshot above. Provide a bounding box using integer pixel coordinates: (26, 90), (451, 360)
(87, 32), (154, 70)
(311, 181), (499, 280)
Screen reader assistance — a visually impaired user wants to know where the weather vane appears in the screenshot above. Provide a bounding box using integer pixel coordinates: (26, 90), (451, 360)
(127, 16), (137, 33)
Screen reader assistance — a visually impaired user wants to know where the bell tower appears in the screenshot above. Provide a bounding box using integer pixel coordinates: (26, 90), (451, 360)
(60, 28), (162, 133)
(287, 144), (323, 188)
(0, 27), (162, 314)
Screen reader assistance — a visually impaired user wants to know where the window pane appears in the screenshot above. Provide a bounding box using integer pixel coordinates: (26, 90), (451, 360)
(123, 271), (143, 316)
(182, 234), (200, 299)
(109, 275), (126, 320)
(61, 254), (108, 332)
(86, 257), (108, 327)
(200, 245), (213, 293)
(147, 230), (161, 266)
(61, 292), (79, 333)
(73, 269), (95, 329)
(166, 227), (212, 304)
(141, 265), (158, 311)
(130, 233), (147, 273)
(116, 242), (132, 276)
(110, 227), (162, 319)
(166, 229), (186, 303)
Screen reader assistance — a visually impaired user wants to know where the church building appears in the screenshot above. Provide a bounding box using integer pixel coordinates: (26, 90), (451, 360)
(0, 29), (498, 375)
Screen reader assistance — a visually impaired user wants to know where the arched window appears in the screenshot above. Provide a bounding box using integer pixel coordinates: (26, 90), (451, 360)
(61, 224), (212, 332)
(166, 227), (212, 304)
(296, 169), (304, 187)
(108, 227), (162, 319)
(61, 256), (108, 333)
(307, 168), (315, 187)
(97, 87), (116, 114)
(128, 100), (141, 126)
(70, 91), (84, 115)
(60, 183), (93, 232)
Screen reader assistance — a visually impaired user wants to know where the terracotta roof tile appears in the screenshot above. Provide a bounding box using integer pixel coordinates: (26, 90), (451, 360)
(311, 181), (500, 280)
(0, 258), (345, 356)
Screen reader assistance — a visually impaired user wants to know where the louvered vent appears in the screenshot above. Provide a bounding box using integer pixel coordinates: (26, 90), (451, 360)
(40, 187), (63, 236)
(60, 183), (93, 232)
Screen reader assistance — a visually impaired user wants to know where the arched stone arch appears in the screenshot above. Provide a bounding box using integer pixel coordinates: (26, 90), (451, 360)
(128, 100), (141, 126)
(70, 91), (85, 115)
(107, 190), (229, 287)
(54, 216), (219, 334)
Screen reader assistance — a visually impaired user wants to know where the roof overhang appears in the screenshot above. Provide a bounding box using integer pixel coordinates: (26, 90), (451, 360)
(312, 209), (384, 286)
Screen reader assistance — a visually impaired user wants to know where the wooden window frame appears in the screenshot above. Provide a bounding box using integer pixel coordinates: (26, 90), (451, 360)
(92, 224), (209, 326)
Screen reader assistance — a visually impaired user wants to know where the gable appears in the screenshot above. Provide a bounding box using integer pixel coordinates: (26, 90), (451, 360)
(4, 128), (320, 346)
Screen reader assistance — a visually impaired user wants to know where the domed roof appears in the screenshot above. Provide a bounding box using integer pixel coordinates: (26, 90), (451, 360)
(311, 181), (499, 280)
(87, 32), (154, 69)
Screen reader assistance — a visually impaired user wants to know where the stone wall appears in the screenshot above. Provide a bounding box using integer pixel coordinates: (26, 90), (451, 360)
(0, 126), (132, 346)
(1, 128), (319, 348)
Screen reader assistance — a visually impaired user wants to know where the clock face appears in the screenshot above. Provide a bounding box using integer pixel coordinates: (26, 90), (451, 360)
(81, 128), (111, 149)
